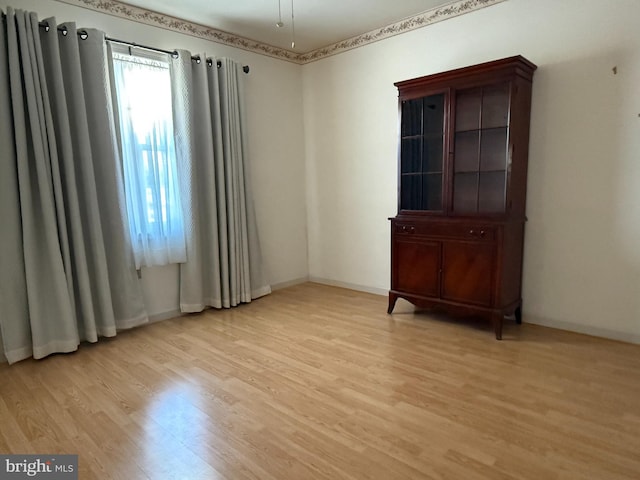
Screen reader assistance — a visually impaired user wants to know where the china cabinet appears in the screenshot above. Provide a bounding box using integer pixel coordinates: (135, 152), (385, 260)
(388, 56), (537, 339)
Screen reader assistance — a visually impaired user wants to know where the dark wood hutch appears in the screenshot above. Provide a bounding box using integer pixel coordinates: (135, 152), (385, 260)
(388, 56), (537, 339)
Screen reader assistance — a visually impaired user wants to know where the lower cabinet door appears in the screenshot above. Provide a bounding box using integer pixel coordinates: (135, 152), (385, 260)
(393, 239), (440, 298)
(441, 241), (494, 306)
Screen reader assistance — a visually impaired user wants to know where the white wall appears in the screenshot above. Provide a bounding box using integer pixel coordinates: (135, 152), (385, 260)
(302, 0), (640, 342)
(2, 0), (309, 319)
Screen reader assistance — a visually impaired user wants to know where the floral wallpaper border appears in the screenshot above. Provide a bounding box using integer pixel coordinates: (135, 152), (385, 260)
(298, 0), (505, 63)
(56, 0), (506, 64)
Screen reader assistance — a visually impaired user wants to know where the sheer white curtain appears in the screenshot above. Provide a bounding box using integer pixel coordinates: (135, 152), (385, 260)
(111, 49), (187, 269)
(171, 53), (271, 311)
(0, 9), (148, 364)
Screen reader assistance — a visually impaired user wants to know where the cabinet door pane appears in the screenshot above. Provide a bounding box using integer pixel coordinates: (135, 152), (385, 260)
(455, 88), (481, 132)
(399, 93), (445, 211)
(422, 174), (442, 210)
(478, 171), (506, 212)
(401, 138), (422, 173)
(453, 83), (511, 215)
(424, 94), (444, 135)
(400, 173), (443, 211)
(401, 175), (422, 210)
(454, 130), (480, 173)
(479, 127), (508, 171)
(424, 138), (443, 173)
(401, 99), (423, 136)
(453, 172), (478, 213)
(481, 83), (510, 129)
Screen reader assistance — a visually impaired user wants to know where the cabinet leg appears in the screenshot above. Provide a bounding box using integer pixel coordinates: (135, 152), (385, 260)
(387, 293), (398, 314)
(492, 313), (503, 340)
(515, 305), (522, 325)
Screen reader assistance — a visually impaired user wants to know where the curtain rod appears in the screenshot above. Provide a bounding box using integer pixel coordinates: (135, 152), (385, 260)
(37, 21), (250, 74)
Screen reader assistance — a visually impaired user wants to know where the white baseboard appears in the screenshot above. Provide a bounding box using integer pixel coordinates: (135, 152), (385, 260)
(3, 287), (635, 366)
(271, 276), (309, 290)
(525, 315), (640, 345)
(305, 279), (640, 345)
(132, 302), (640, 345)
(308, 276), (387, 297)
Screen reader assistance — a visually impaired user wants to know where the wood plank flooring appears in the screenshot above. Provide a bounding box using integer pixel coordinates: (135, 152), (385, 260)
(1, 282), (640, 479)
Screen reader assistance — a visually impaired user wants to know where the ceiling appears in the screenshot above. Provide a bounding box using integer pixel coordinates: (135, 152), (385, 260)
(118, 0), (456, 53)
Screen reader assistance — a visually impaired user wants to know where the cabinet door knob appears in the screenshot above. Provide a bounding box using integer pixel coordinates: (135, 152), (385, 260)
(479, 230), (485, 237)
(469, 229), (475, 236)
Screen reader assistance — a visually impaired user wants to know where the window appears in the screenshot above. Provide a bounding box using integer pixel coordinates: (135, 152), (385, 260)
(111, 49), (186, 269)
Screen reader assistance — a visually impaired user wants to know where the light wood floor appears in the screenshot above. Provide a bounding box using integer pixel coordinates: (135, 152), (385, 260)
(1, 283), (640, 479)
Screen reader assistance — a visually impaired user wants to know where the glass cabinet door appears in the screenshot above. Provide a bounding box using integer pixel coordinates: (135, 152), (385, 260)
(452, 83), (510, 214)
(399, 93), (445, 211)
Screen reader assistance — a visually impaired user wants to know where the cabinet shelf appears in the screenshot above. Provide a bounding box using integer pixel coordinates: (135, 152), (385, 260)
(453, 169), (506, 174)
(455, 125), (508, 134)
(401, 133), (445, 140)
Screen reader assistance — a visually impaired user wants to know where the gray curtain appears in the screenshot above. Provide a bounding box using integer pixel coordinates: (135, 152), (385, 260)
(171, 53), (270, 312)
(0, 8), (148, 364)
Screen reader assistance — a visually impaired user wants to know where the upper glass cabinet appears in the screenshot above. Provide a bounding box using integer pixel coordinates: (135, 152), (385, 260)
(453, 83), (510, 214)
(395, 56), (536, 219)
(399, 93), (445, 211)
(398, 85), (512, 215)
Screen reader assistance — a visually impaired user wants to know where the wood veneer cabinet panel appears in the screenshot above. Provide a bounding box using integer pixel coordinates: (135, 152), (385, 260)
(441, 241), (494, 307)
(388, 56), (536, 339)
(392, 239), (440, 298)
